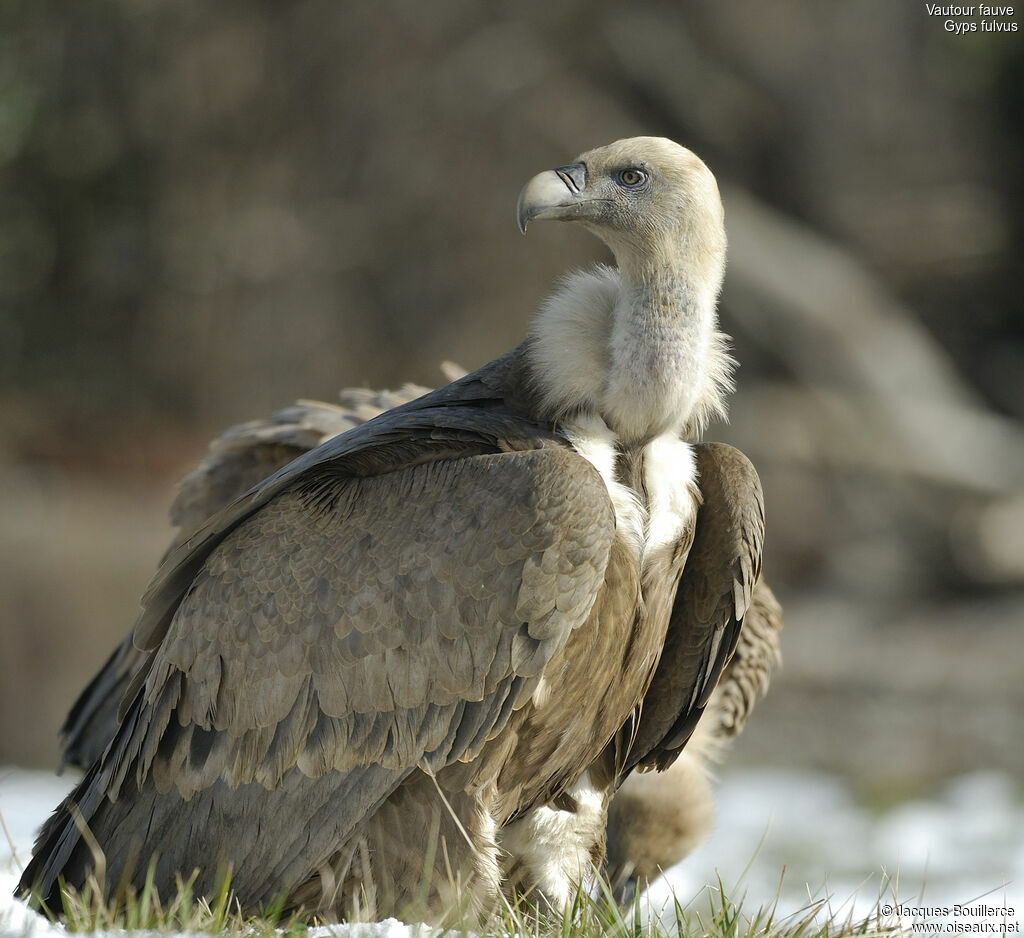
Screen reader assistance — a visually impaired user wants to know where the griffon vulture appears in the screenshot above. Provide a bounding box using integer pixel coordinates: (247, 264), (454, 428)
(57, 376), (783, 902)
(19, 137), (772, 919)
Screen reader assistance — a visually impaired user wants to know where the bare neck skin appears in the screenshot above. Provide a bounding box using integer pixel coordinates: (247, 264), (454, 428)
(603, 251), (719, 444)
(528, 234), (730, 447)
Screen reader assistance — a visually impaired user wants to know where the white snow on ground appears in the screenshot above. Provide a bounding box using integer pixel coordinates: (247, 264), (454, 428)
(1, 769), (74, 938)
(650, 769), (1024, 932)
(2, 766), (1022, 936)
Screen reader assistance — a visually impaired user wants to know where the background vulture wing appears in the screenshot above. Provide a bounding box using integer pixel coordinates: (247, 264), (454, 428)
(621, 441), (766, 774)
(24, 382), (616, 909)
(703, 578), (782, 746)
(168, 385), (433, 545)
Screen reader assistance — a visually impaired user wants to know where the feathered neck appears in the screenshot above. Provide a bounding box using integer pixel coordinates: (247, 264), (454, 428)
(527, 257), (733, 445)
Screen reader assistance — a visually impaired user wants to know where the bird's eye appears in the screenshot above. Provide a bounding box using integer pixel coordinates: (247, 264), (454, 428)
(617, 168), (647, 188)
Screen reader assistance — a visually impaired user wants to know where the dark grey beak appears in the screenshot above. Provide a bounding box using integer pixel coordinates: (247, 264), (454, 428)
(516, 162), (588, 234)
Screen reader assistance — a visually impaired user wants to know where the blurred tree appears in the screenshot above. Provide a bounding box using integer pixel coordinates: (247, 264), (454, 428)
(1, 0), (1021, 770)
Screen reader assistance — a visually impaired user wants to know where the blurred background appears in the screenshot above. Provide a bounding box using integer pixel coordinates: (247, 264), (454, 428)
(0, 0), (1022, 911)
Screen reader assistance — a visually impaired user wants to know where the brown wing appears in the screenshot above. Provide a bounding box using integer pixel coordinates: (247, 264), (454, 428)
(605, 578), (781, 890)
(60, 389), (430, 771)
(23, 433), (616, 910)
(621, 441), (766, 774)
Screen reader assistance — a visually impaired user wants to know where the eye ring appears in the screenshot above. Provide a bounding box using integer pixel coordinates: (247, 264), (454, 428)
(617, 167), (647, 188)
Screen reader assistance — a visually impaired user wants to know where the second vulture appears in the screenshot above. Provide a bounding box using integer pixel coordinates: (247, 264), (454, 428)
(20, 137), (776, 919)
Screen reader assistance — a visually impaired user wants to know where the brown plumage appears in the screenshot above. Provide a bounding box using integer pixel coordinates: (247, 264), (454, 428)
(60, 378), (782, 904)
(605, 582), (782, 894)
(21, 137), (773, 919)
(58, 385), (444, 775)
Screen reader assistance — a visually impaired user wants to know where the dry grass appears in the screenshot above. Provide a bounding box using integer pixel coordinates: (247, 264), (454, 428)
(5, 790), (904, 938)
(19, 863), (906, 938)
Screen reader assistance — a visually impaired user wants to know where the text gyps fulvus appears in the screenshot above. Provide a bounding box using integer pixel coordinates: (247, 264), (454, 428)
(20, 137), (774, 918)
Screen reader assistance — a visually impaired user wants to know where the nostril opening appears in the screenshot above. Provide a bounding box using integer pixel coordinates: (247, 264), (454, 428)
(556, 169), (578, 193)
(554, 163), (586, 194)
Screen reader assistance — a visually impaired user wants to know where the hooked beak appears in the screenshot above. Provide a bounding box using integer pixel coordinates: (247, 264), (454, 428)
(516, 162), (588, 234)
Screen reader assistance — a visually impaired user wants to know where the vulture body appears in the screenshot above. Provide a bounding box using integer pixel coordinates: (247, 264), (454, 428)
(59, 377), (782, 902)
(20, 137), (774, 919)
(59, 377), (782, 903)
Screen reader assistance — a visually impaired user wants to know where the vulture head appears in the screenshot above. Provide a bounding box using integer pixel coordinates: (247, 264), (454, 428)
(516, 136), (726, 288)
(519, 137), (732, 443)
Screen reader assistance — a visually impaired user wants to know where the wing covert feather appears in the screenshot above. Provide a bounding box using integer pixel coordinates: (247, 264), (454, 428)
(130, 446), (614, 798)
(58, 378), (498, 772)
(23, 441), (616, 907)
